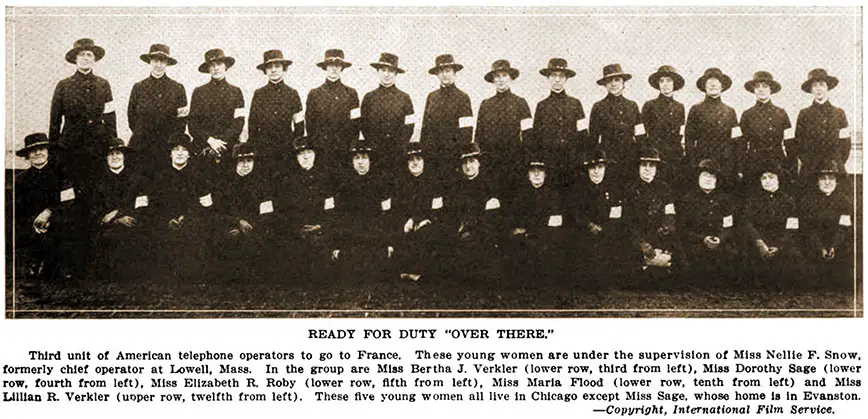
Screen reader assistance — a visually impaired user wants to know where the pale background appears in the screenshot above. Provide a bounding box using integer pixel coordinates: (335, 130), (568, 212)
(4, 6), (862, 172)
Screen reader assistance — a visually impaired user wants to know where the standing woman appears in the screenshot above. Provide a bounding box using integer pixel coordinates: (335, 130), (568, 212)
(49, 38), (118, 187)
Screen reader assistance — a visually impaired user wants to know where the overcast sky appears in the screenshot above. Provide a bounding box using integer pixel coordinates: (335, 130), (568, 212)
(5, 6), (862, 170)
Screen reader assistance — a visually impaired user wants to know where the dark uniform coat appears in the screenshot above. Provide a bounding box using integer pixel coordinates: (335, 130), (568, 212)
(188, 78), (245, 160)
(306, 80), (360, 171)
(127, 74), (188, 175)
(334, 169), (393, 251)
(509, 181), (568, 280)
(91, 165), (151, 277)
(740, 100), (791, 177)
(791, 101), (851, 174)
(624, 178), (679, 265)
(742, 189), (803, 285)
(800, 188), (853, 269)
(531, 90), (587, 184)
(360, 85), (415, 175)
(475, 89), (532, 189)
(569, 174), (630, 281)
(685, 97), (741, 177)
(49, 71), (118, 183)
(679, 187), (739, 282)
(248, 81), (305, 158)
(589, 94), (644, 166)
(446, 170), (504, 281)
(420, 84), (473, 178)
(392, 170), (448, 275)
(641, 93), (685, 164)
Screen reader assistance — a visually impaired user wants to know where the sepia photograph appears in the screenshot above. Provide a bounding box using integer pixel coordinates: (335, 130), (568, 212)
(4, 6), (863, 318)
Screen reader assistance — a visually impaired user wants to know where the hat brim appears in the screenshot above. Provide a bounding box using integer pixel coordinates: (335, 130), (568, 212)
(65, 45), (106, 64)
(371, 62), (405, 74)
(484, 68), (520, 83)
(639, 157), (665, 165)
(583, 158), (612, 167)
(648, 71), (685, 91)
(697, 74), (733, 92)
(460, 151), (482, 160)
(140, 53), (178, 66)
(198, 57), (236, 74)
(801, 76), (839, 93)
(257, 59), (293, 72)
(597, 73), (632, 86)
(539, 68), (576, 78)
(745, 79), (782, 94)
(317, 59), (352, 70)
(428, 64), (464, 75)
(16, 141), (52, 157)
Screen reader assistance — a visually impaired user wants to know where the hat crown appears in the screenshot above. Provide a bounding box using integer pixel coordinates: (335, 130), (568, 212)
(808, 68), (830, 79)
(148, 43), (171, 56)
(753, 70), (774, 81)
(73, 38), (96, 49)
(602, 63), (624, 77)
(817, 159), (840, 174)
(405, 143), (424, 156)
(377, 52), (399, 66)
(23, 133), (49, 148)
(262, 49), (285, 62)
(204, 48), (226, 62)
(232, 143), (255, 158)
(697, 158), (720, 173)
(460, 142), (482, 158)
(292, 136), (313, 152)
(583, 149), (608, 165)
(547, 58), (568, 70)
(657, 65), (678, 74)
(703, 67), (724, 78)
(638, 147), (662, 161)
(435, 54), (456, 67)
(324, 49), (345, 61)
(349, 138), (373, 153)
(491, 59), (512, 71)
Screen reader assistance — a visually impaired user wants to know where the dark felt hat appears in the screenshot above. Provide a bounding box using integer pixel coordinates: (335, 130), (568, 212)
(370, 52), (405, 74)
(232, 143), (255, 159)
(484, 59), (520, 83)
(256, 49), (292, 72)
(140, 44), (177, 66)
(801, 68), (839, 93)
(697, 158), (721, 177)
(744, 71), (781, 94)
(349, 138), (373, 154)
(65, 38), (105, 64)
(292, 136), (316, 153)
(105, 137), (132, 155)
(648, 65), (685, 91)
(696, 67), (732, 92)
(198, 48), (236, 74)
(317, 49), (352, 70)
(16, 133), (52, 157)
(597, 63), (632, 85)
(637, 147), (665, 164)
(539, 58), (576, 78)
(405, 142), (424, 157)
(582, 149), (613, 167)
(428, 54), (464, 75)
(168, 132), (193, 150)
(459, 142), (482, 160)
(815, 159), (845, 177)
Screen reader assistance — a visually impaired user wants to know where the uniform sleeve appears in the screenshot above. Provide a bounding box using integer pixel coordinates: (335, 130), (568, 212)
(188, 88), (206, 150)
(290, 89), (305, 140)
(729, 108), (745, 175)
(127, 83), (141, 135)
(359, 92), (373, 144)
(684, 106), (699, 163)
(473, 100), (489, 147)
(587, 103), (601, 148)
(247, 90), (263, 143)
(345, 89), (361, 144)
(220, 87), (245, 142)
(836, 108), (851, 168)
(402, 94), (415, 144)
(741, 199), (763, 243)
(631, 101), (646, 145)
(791, 110), (807, 163)
(640, 101), (654, 148)
(49, 82), (65, 143)
(458, 93), (473, 145)
(420, 93), (434, 144)
(102, 80), (118, 140)
(305, 89), (318, 140)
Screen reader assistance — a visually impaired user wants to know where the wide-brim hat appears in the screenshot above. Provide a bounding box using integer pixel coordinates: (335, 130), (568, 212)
(168, 132), (193, 150)
(696, 67), (732, 92)
(140, 43), (177, 66)
(16, 133), (52, 157)
(637, 147), (665, 164)
(65, 38), (105, 64)
(582, 149), (613, 167)
(696, 158), (721, 177)
(815, 159), (845, 177)
(428, 54), (464, 75)
(597, 63), (632, 85)
(484, 59), (520, 83)
(232, 143), (255, 159)
(256, 49), (292, 72)
(198, 48), (236, 73)
(317, 49), (352, 70)
(370, 52), (405, 74)
(459, 142), (482, 160)
(105, 137), (132, 155)
(292, 136), (316, 153)
(744, 71), (781, 94)
(539, 58), (575, 78)
(648, 65), (685, 91)
(801, 68), (839, 93)
(757, 158), (785, 178)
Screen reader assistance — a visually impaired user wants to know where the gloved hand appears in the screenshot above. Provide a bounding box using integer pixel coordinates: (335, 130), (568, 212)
(639, 242), (655, 259)
(239, 219), (253, 233)
(756, 240), (773, 261)
(331, 249), (340, 261)
(822, 248), (836, 261)
(207, 137), (228, 154)
(115, 216), (137, 228)
(657, 224), (673, 236)
(588, 223), (603, 235)
(302, 224), (322, 233)
(414, 219), (431, 231)
(403, 218), (414, 233)
(33, 208), (52, 234)
(703, 236), (720, 250)
(100, 209), (119, 225)
(387, 246), (394, 259)
(511, 228), (527, 236)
